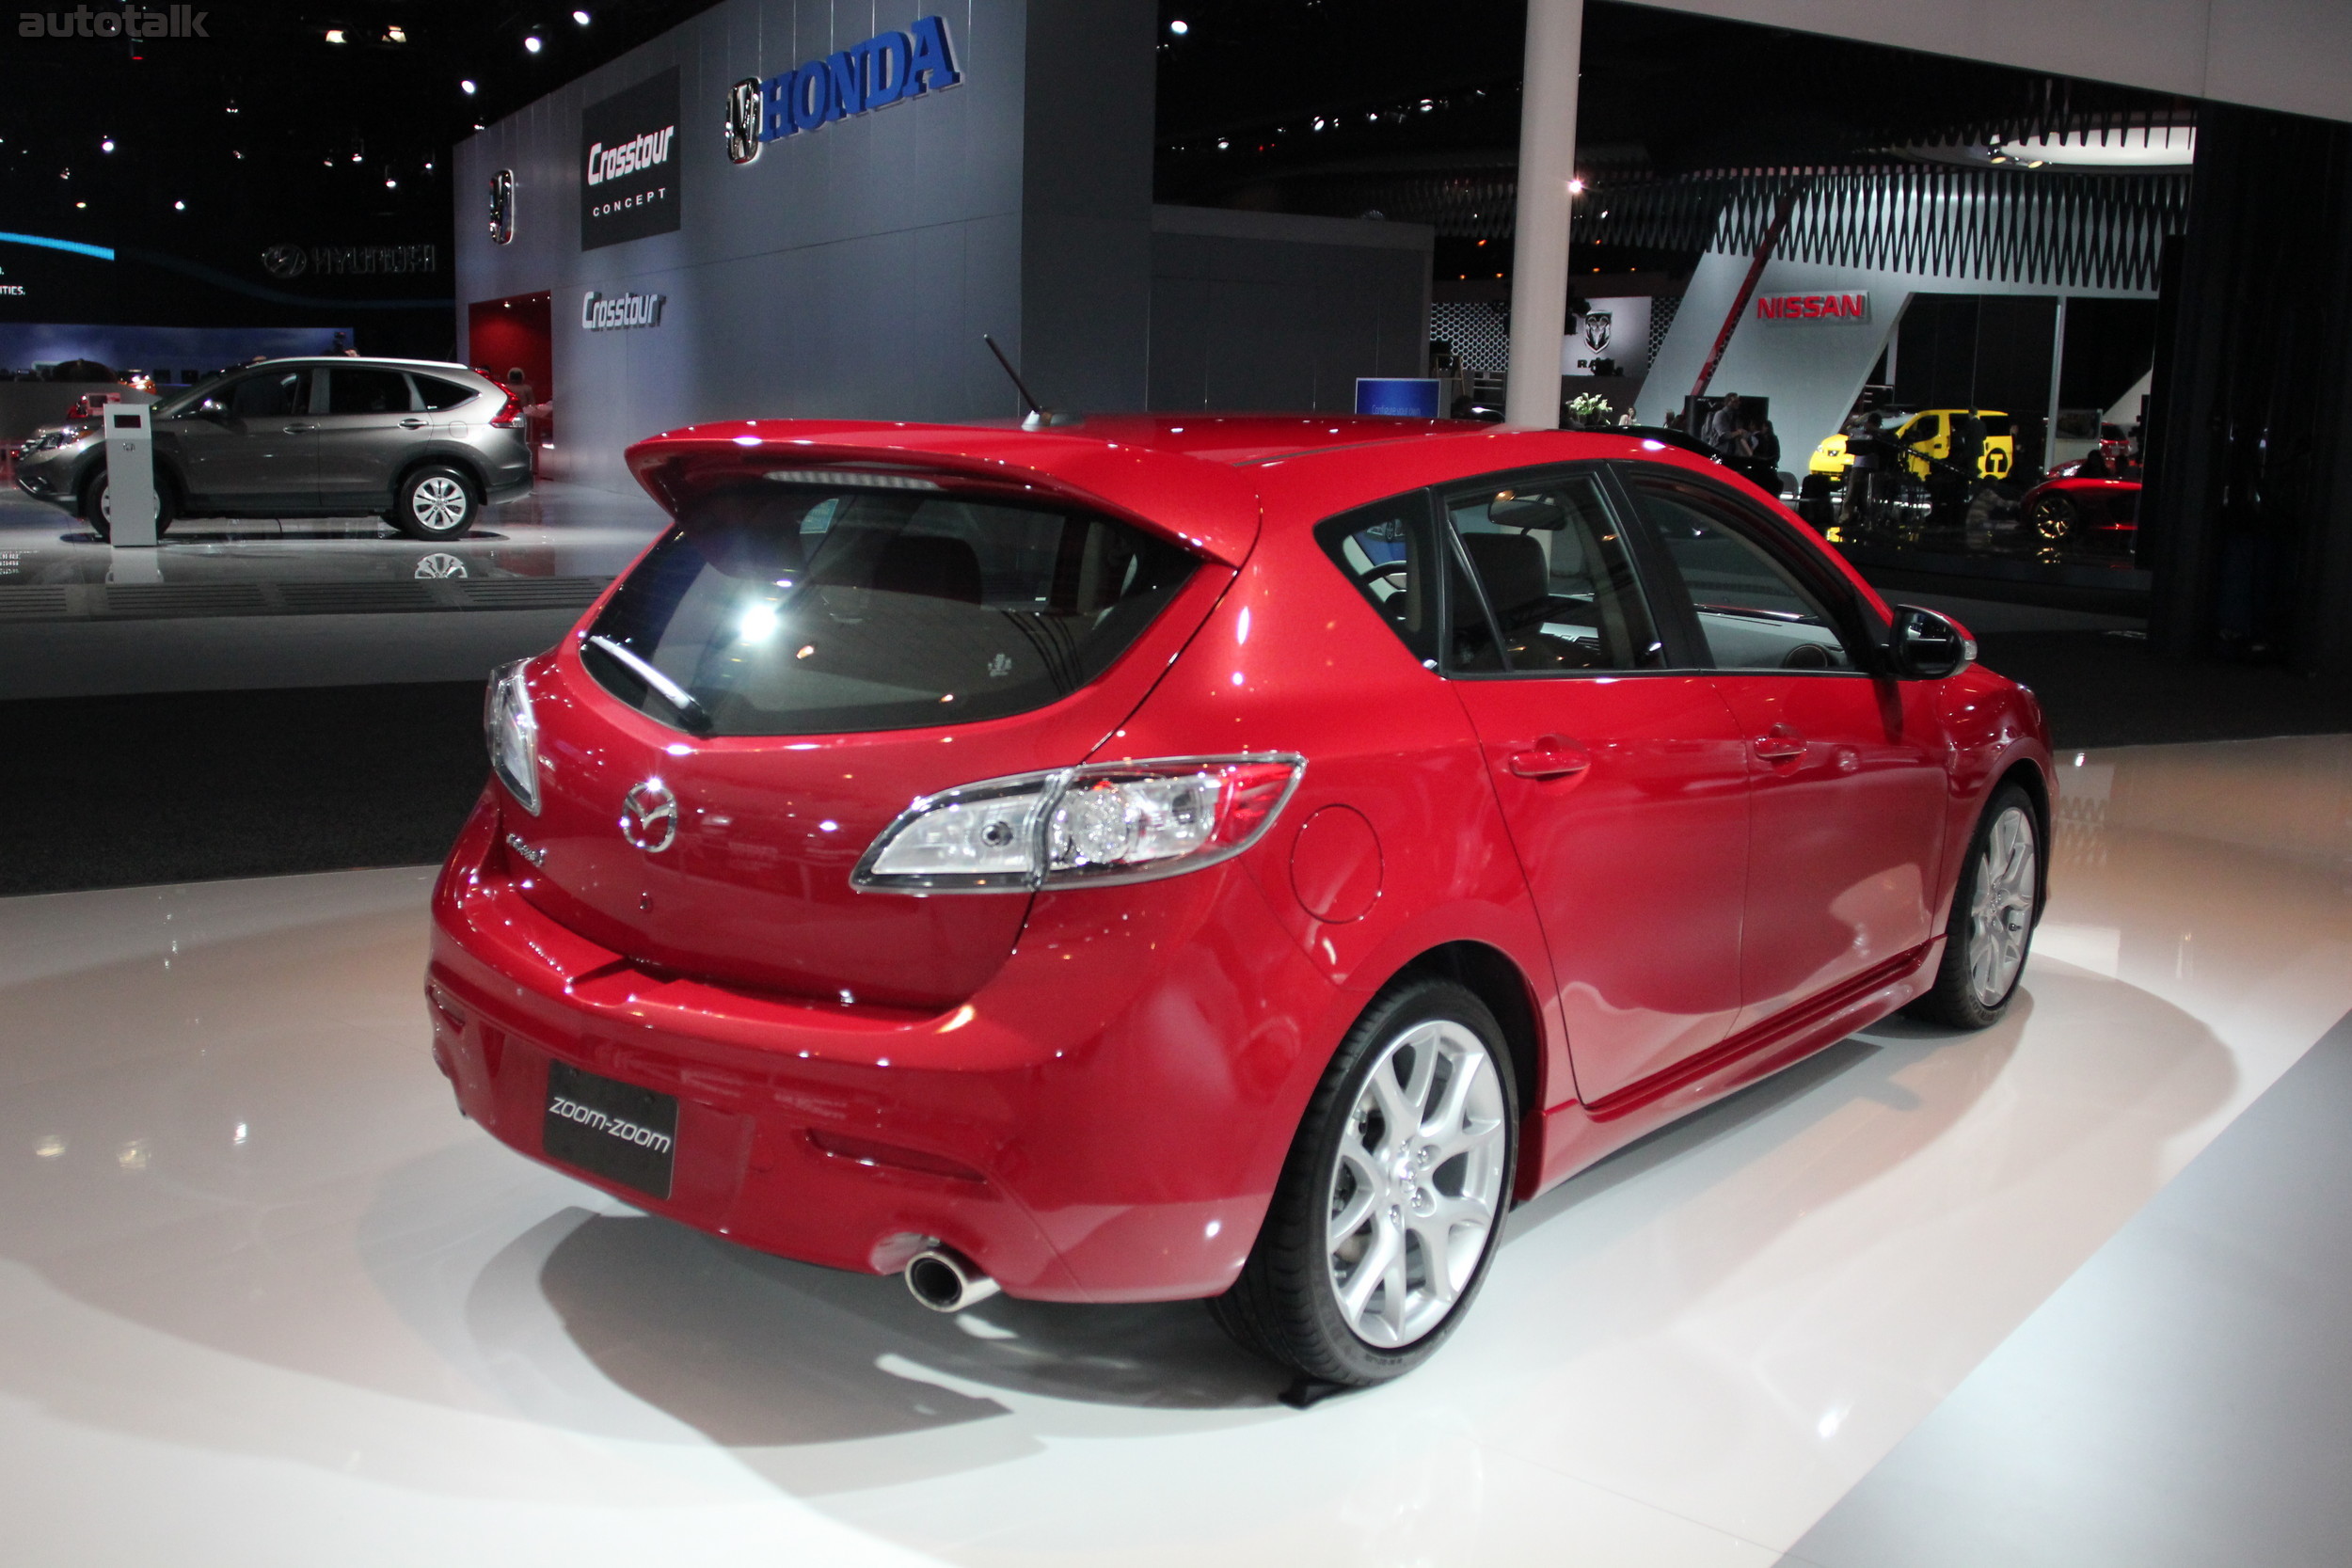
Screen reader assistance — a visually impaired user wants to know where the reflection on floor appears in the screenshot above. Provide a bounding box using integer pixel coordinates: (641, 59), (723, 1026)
(1, 736), (2347, 1566)
(0, 480), (666, 699)
(0, 481), (664, 589)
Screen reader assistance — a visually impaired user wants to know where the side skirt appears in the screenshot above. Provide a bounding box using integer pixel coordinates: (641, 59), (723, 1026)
(1527, 939), (1941, 1196)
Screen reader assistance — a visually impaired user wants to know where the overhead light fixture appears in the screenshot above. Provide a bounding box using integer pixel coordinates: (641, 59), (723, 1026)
(572, 8), (591, 24)
(1168, 18), (1187, 34)
(523, 34), (543, 54)
(460, 78), (478, 95)
(74, 200), (86, 209)
(174, 199), (186, 211)
(351, 151), (363, 162)
(324, 27), (345, 43)
(385, 177), (397, 188)
(100, 137), (115, 152)
(385, 24), (405, 43)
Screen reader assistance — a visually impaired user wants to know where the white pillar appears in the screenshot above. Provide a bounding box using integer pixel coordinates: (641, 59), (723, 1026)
(1504, 0), (1582, 430)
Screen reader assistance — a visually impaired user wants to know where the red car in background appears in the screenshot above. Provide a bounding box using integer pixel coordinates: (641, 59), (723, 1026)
(427, 415), (2051, 1387)
(2025, 440), (2140, 550)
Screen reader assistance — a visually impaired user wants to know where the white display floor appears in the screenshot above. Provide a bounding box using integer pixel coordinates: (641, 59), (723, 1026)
(2, 736), (2347, 1566)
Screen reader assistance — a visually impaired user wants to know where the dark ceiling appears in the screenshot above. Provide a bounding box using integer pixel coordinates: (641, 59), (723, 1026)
(0, 0), (2189, 339)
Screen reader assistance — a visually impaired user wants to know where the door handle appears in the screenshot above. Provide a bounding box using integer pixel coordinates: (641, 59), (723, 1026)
(282, 423), (317, 433)
(1753, 722), (1806, 763)
(1508, 737), (1592, 780)
(399, 418), (428, 429)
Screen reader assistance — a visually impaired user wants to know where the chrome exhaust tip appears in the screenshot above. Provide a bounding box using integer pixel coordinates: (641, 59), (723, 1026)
(905, 1246), (1000, 1312)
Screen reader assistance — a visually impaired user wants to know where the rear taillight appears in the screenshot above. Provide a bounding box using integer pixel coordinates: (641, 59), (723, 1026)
(852, 755), (1305, 894)
(485, 659), (542, 814)
(489, 387), (524, 427)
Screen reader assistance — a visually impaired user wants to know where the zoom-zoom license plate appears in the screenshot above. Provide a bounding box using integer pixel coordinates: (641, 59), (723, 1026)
(543, 1059), (678, 1200)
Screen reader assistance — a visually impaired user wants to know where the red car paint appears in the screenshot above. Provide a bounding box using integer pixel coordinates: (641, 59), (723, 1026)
(2023, 450), (2140, 549)
(427, 415), (2051, 1303)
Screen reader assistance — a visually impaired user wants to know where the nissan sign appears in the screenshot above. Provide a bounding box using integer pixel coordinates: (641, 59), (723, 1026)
(1755, 291), (1870, 324)
(580, 69), (681, 250)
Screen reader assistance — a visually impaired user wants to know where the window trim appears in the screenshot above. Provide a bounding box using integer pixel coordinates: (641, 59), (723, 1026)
(1433, 460), (1678, 682)
(1613, 463), (1892, 679)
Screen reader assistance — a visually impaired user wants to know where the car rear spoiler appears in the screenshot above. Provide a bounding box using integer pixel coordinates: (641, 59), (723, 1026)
(625, 420), (1262, 567)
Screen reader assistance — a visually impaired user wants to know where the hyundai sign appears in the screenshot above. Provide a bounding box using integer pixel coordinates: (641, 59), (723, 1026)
(580, 69), (681, 250)
(725, 16), (959, 166)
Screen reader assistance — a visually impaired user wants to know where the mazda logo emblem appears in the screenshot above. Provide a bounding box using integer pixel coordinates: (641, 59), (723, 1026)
(620, 778), (679, 853)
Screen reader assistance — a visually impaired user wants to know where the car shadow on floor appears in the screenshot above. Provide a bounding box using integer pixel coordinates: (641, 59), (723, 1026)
(494, 1206), (1293, 1453)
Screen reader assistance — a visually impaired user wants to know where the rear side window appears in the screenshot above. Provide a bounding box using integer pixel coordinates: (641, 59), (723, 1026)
(1443, 469), (1663, 673)
(324, 368), (415, 414)
(582, 482), (1198, 736)
(411, 374), (478, 411)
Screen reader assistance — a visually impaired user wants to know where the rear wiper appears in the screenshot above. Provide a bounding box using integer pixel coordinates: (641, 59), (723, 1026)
(586, 635), (712, 731)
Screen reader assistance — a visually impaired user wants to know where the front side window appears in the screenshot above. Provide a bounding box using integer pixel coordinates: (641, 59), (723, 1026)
(583, 482), (1197, 736)
(1442, 468), (1663, 674)
(1626, 474), (1864, 673)
(225, 369), (310, 420)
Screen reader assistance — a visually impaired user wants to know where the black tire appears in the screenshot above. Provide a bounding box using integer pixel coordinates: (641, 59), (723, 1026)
(1906, 784), (2042, 1029)
(2029, 494), (2078, 543)
(391, 464), (479, 541)
(1212, 976), (1519, 1387)
(80, 470), (175, 542)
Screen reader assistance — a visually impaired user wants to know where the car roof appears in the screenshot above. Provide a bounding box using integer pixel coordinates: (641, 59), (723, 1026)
(627, 416), (1844, 579)
(242, 356), (485, 377)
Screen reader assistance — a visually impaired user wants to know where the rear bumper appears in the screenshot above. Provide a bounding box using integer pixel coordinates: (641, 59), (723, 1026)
(484, 472), (533, 506)
(426, 791), (1344, 1303)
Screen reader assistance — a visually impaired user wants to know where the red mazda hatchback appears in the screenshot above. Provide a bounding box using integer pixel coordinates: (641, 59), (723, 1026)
(427, 416), (2051, 1386)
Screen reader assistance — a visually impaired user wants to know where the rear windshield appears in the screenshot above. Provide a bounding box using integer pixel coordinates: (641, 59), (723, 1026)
(581, 481), (1199, 736)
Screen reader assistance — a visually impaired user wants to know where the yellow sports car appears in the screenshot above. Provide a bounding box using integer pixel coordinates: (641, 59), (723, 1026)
(1809, 409), (2014, 483)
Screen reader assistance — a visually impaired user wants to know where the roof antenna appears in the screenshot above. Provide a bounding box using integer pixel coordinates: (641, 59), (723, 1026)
(982, 334), (1072, 430)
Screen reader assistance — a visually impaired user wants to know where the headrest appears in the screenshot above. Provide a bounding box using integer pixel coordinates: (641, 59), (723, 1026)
(874, 533), (983, 603)
(1460, 531), (1548, 624)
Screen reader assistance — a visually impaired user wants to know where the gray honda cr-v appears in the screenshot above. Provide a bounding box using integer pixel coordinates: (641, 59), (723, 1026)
(14, 356), (534, 541)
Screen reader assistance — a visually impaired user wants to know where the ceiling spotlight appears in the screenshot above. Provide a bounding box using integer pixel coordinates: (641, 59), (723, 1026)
(225, 100), (238, 114)
(385, 24), (405, 43)
(1168, 18), (1187, 34)
(100, 137), (115, 152)
(523, 34), (543, 53)
(1567, 178), (1585, 194)
(351, 151), (363, 162)
(324, 26), (345, 43)
(74, 200), (86, 209)
(572, 8), (591, 24)
(385, 177), (398, 188)
(423, 160), (435, 171)
(174, 199), (186, 211)
(460, 78), (478, 95)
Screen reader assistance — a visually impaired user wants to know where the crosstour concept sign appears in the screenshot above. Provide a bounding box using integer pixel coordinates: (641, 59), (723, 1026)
(580, 70), (681, 250)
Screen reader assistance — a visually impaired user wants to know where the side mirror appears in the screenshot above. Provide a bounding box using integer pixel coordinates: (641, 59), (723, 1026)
(1890, 604), (1974, 680)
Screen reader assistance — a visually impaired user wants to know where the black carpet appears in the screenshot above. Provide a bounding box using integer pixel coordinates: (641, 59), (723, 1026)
(1973, 631), (2352, 750)
(1, 681), (489, 897)
(4, 643), (2346, 897)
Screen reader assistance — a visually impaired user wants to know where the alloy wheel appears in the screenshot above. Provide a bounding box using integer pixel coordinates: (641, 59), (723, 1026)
(1324, 1019), (1508, 1349)
(411, 476), (469, 531)
(1966, 804), (2037, 1006)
